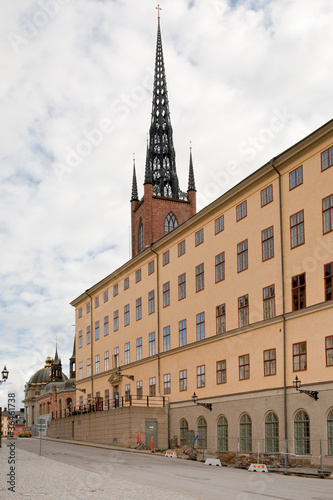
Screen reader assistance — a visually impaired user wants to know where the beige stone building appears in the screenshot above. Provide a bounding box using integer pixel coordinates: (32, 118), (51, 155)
(70, 18), (333, 462)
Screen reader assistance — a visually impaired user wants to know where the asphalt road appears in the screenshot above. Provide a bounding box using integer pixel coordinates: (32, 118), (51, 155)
(17, 439), (333, 500)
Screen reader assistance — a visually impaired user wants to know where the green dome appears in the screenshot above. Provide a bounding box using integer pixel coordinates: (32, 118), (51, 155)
(28, 356), (67, 386)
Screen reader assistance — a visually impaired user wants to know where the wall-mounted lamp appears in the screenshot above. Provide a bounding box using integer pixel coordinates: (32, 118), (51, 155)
(293, 376), (319, 401)
(192, 392), (212, 411)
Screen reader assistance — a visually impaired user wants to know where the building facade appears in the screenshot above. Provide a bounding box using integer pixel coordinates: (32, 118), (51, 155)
(71, 18), (333, 462)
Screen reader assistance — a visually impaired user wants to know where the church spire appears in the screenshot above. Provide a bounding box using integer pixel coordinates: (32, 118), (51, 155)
(145, 16), (179, 199)
(188, 145), (196, 192)
(131, 156), (139, 201)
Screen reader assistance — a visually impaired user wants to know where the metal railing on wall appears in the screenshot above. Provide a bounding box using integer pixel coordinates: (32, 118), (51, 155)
(51, 394), (167, 420)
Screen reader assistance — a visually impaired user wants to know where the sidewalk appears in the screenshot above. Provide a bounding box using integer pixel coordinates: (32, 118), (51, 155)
(0, 444), (197, 499)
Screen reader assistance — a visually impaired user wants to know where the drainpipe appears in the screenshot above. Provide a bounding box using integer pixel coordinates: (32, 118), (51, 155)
(270, 159), (288, 448)
(150, 245), (170, 448)
(150, 246), (162, 396)
(85, 289), (94, 401)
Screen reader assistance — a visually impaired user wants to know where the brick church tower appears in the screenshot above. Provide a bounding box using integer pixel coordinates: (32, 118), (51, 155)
(131, 16), (196, 258)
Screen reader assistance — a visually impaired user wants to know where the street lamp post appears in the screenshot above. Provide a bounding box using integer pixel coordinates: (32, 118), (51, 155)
(192, 392), (212, 411)
(0, 366), (9, 448)
(293, 376), (319, 401)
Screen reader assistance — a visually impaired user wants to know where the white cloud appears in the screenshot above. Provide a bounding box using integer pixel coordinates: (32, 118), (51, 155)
(1, 0), (333, 406)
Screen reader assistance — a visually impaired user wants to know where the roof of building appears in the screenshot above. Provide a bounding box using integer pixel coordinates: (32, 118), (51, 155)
(27, 355), (67, 386)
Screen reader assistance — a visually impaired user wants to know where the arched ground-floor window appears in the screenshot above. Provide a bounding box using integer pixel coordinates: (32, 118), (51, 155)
(294, 410), (310, 455)
(328, 409), (333, 456)
(180, 418), (188, 447)
(240, 413), (252, 452)
(265, 412), (279, 453)
(217, 415), (228, 452)
(197, 417), (207, 449)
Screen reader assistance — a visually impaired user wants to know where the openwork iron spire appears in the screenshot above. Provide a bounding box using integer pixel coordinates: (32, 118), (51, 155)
(188, 146), (196, 192)
(145, 18), (180, 199)
(131, 157), (139, 201)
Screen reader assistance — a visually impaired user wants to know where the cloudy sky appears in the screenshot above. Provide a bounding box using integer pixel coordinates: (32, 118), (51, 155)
(1, 0), (333, 408)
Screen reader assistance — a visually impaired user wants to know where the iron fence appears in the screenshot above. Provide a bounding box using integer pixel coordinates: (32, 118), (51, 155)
(182, 435), (333, 474)
(50, 394), (167, 420)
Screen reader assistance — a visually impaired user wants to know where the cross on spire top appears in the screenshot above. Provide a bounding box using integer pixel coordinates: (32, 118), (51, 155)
(156, 4), (162, 19)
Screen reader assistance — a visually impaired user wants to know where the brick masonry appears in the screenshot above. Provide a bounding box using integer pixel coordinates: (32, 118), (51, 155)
(131, 184), (196, 257)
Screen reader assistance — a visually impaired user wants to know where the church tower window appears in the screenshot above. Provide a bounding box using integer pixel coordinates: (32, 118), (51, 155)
(165, 212), (178, 234)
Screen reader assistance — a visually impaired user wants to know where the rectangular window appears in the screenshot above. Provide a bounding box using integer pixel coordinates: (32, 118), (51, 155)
(216, 304), (226, 334)
(239, 354), (250, 380)
(164, 373), (171, 394)
(163, 326), (171, 352)
(124, 304), (130, 326)
(136, 337), (142, 361)
(262, 226), (274, 261)
(163, 282), (170, 307)
(95, 321), (99, 341)
(293, 342), (307, 371)
(148, 260), (155, 275)
(78, 307), (82, 318)
(216, 360), (226, 384)
(105, 389), (109, 403)
(263, 285), (275, 319)
(292, 273), (306, 311)
(196, 263), (204, 292)
(114, 347), (119, 368)
(103, 290), (108, 303)
(179, 319), (187, 346)
(289, 165), (303, 190)
(95, 354), (100, 375)
(264, 349), (276, 376)
(215, 215), (224, 234)
(321, 146), (333, 171)
(148, 290), (155, 314)
(113, 310), (119, 331)
(195, 228), (204, 246)
(236, 200), (247, 221)
(137, 380), (143, 399)
(78, 362), (83, 380)
(86, 325), (91, 344)
(135, 268), (141, 283)
(290, 210), (305, 248)
(124, 342), (130, 365)
(86, 302), (91, 314)
(325, 263), (333, 301)
(149, 377), (156, 396)
(113, 284), (118, 297)
(197, 365), (205, 388)
(124, 277), (129, 290)
(136, 297), (142, 320)
(323, 195), (333, 234)
(163, 250), (170, 266)
(179, 369), (187, 391)
(196, 312), (205, 341)
(87, 358), (91, 377)
(238, 294), (249, 327)
(178, 240), (186, 256)
(178, 273), (186, 300)
(149, 332), (156, 356)
(237, 239), (248, 272)
(261, 184), (273, 207)
(94, 297), (99, 308)
(79, 330), (83, 348)
(326, 336), (333, 366)
(104, 351), (109, 371)
(104, 316), (109, 336)
(125, 383), (130, 402)
(215, 252), (225, 282)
